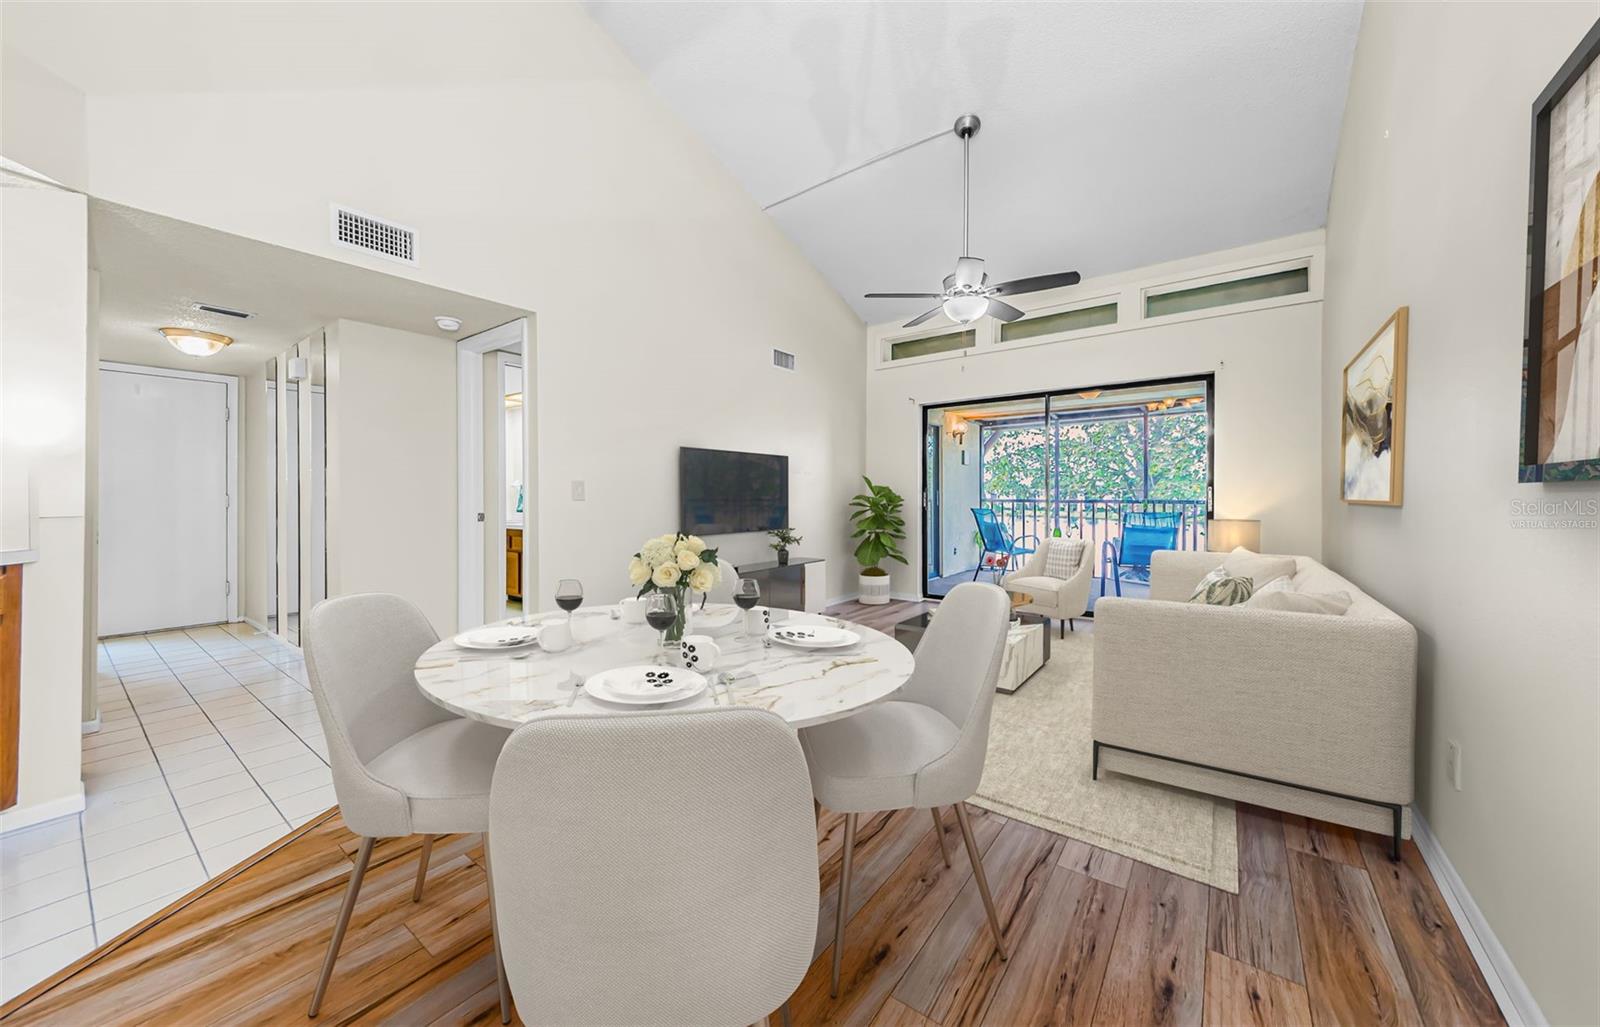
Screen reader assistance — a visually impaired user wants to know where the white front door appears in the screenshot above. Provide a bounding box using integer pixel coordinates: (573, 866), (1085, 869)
(98, 367), (231, 635)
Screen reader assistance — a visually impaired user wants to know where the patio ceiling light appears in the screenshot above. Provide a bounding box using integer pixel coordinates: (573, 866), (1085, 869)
(949, 417), (970, 443)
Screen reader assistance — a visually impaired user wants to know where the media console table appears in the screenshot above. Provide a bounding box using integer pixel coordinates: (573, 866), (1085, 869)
(732, 557), (826, 614)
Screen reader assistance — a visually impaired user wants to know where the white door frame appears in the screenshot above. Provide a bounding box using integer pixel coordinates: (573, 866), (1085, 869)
(98, 360), (240, 625)
(457, 318), (528, 630)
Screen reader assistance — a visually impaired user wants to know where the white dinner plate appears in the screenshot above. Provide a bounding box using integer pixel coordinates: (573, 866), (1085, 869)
(584, 665), (708, 706)
(766, 624), (860, 650)
(689, 603), (740, 632)
(452, 625), (541, 650)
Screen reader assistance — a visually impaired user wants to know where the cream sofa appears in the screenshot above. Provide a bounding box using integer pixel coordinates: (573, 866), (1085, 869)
(1001, 541), (1093, 637)
(1091, 549), (1417, 856)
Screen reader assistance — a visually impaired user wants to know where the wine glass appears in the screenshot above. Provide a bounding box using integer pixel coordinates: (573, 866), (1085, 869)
(644, 591), (678, 664)
(733, 577), (760, 639)
(555, 578), (583, 625)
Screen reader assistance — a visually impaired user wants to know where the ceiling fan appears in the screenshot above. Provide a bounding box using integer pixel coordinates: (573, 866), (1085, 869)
(866, 114), (1081, 329)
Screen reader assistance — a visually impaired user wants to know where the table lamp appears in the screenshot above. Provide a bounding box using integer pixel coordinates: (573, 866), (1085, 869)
(1207, 518), (1261, 553)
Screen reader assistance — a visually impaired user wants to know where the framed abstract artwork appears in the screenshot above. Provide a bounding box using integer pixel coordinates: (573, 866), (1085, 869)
(1342, 307), (1408, 506)
(1522, 19), (1600, 482)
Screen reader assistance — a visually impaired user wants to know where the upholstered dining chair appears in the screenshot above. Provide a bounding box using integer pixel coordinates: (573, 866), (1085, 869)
(303, 593), (513, 1020)
(798, 581), (1011, 996)
(489, 708), (819, 1027)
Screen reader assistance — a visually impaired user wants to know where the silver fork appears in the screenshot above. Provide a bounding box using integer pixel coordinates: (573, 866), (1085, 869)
(564, 673), (585, 707)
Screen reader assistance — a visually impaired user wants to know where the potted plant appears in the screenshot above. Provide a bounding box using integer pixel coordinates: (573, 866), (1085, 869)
(849, 476), (907, 605)
(768, 527), (803, 565)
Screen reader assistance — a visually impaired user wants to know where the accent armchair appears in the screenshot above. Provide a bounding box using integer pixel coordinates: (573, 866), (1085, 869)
(1001, 539), (1092, 637)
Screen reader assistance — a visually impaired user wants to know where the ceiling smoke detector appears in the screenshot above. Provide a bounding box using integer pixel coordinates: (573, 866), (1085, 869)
(434, 315), (463, 332)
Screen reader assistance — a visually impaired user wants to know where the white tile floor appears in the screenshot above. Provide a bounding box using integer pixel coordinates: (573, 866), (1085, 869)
(0, 622), (331, 1003)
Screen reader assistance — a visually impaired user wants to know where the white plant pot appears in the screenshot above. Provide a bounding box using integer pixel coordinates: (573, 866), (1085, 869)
(858, 573), (892, 605)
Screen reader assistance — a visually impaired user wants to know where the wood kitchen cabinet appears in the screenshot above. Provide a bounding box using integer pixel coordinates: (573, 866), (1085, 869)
(505, 528), (523, 600)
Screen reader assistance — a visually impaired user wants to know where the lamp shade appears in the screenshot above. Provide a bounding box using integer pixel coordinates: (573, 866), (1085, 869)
(1207, 518), (1261, 553)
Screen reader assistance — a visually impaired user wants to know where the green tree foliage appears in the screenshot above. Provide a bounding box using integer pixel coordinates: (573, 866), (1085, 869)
(980, 411), (1207, 503)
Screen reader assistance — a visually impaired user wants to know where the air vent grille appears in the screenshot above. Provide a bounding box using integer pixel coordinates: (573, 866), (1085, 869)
(193, 302), (253, 319)
(331, 205), (416, 264)
(772, 348), (797, 371)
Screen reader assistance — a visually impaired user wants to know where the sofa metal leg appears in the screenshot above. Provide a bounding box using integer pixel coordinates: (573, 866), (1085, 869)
(1390, 806), (1402, 862)
(1092, 740), (1101, 781)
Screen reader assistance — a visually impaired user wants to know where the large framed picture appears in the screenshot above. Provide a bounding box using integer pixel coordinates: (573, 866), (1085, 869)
(1522, 19), (1600, 482)
(1342, 308), (1408, 506)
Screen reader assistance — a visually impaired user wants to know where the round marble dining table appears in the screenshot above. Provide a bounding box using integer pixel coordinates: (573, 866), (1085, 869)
(413, 605), (916, 730)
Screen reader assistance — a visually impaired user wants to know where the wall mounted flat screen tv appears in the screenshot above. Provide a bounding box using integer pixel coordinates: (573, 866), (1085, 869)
(679, 447), (789, 535)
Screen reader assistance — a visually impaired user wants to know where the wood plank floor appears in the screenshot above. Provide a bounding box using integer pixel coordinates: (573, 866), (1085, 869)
(1, 601), (1504, 1026)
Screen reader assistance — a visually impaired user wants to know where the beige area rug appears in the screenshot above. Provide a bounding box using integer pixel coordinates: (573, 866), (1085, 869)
(970, 630), (1240, 892)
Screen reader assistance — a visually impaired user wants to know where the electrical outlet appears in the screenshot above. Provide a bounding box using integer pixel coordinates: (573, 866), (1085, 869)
(1446, 740), (1462, 791)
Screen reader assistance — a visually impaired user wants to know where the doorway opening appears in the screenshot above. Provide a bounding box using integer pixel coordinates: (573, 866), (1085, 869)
(455, 318), (533, 630)
(921, 374), (1214, 605)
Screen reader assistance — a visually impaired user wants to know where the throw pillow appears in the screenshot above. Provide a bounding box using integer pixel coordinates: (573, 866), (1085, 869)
(1246, 589), (1353, 616)
(1188, 567), (1255, 606)
(1250, 576), (1295, 598)
(1221, 547), (1297, 590)
(1043, 538), (1086, 579)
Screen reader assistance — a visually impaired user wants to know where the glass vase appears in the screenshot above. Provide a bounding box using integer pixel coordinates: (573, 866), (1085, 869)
(665, 584), (691, 643)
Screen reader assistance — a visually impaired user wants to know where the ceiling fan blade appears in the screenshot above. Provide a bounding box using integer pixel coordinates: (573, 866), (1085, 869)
(902, 306), (945, 329)
(865, 292), (942, 299)
(987, 298), (1026, 322)
(989, 271), (1081, 296)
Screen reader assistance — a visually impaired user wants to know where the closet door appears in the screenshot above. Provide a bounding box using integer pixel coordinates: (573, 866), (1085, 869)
(98, 367), (230, 635)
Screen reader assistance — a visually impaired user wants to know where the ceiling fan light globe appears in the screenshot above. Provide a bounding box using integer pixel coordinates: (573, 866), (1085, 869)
(942, 295), (989, 324)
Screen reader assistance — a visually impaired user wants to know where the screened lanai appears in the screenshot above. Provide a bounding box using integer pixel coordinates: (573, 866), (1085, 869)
(923, 376), (1213, 602)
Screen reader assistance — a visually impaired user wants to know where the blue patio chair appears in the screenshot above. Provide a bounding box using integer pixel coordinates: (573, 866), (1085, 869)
(1100, 522), (1179, 597)
(971, 507), (1038, 581)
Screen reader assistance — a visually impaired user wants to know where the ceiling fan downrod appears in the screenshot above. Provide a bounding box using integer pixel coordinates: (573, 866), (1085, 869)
(954, 114), (980, 259)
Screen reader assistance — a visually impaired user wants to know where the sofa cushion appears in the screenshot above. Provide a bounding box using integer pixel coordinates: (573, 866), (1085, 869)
(1247, 588), (1354, 616)
(1221, 547), (1297, 590)
(1003, 576), (1062, 608)
(1043, 538), (1086, 578)
(1187, 567), (1255, 606)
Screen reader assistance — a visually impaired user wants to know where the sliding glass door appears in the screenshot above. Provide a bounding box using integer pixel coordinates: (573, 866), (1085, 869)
(921, 375), (1213, 600)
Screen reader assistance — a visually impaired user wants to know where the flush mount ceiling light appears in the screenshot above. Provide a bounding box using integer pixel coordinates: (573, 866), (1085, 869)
(159, 327), (233, 357)
(434, 315), (463, 332)
(865, 115), (1082, 328)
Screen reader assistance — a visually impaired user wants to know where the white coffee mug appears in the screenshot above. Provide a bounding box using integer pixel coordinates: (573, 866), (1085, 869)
(745, 606), (772, 636)
(618, 597), (647, 624)
(678, 634), (721, 671)
(540, 619), (572, 652)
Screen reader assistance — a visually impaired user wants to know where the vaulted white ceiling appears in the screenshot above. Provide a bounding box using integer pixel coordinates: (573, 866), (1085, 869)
(587, 1), (1362, 324)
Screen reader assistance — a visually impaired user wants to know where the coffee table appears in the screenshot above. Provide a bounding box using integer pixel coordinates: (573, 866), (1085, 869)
(893, 598), (1051, 694)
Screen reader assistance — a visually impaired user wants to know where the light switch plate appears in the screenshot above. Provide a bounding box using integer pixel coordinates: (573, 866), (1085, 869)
(571, 480), (586, 501)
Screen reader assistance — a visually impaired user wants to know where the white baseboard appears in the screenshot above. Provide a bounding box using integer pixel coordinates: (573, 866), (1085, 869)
(825, 592), (859, 608)
(0, 787), (86, 836)
(1411, 811), (1546, 1027)
(242, 615), (271, 634)
(81, 715), (101, 735)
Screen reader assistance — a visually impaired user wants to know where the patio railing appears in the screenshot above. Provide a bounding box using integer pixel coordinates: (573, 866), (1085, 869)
(984, 497), (1209, 560)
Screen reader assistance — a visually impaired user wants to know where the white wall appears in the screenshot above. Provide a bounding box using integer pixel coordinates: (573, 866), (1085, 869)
(0, 185), (89, 829)
(239, 366), (271, 629)
(1, 3), (867, 617)
(866, 234), (1325, 597)
(324, 319), (458, 635)
(1321, 5), (1599, 1023)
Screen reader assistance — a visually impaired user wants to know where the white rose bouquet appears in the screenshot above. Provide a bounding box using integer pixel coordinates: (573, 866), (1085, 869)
(628, 532), (722, 641)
